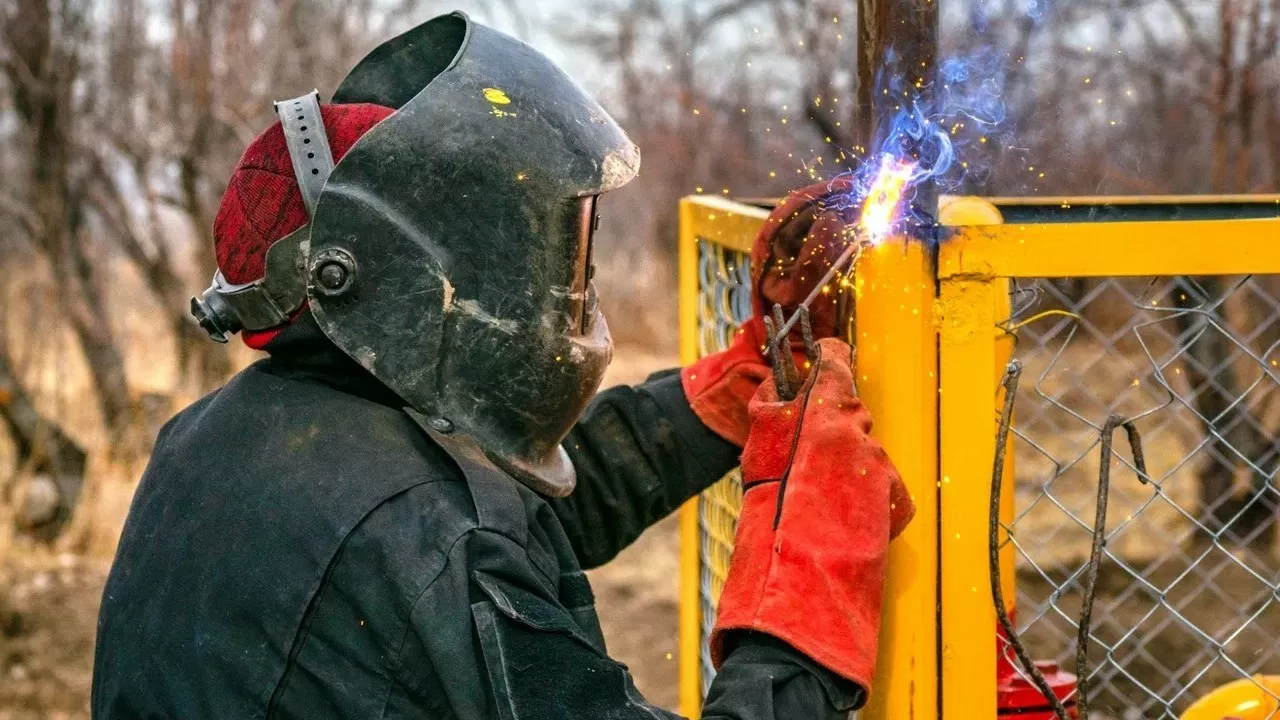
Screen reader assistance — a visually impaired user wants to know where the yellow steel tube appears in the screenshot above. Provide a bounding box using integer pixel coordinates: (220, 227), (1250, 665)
(983, 193), (1280, 206)
(1181, 675), (1280, 720)
(677, 197), (703, 718)
(940, 217), (1280, 279)
(941, 197), (1018, 621)
(938, 274), (1000, 720)
(855, 237), (939, 720)
(683, 195), (769, 255)
(678, 501), (701, 718)
(679, 199), (703, 368)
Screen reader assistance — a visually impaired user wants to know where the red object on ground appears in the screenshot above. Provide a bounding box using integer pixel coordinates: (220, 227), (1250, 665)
(996, 613), (1079, 718)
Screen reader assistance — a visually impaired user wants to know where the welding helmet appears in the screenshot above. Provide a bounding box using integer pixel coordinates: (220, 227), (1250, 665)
(199, 12), (639, 496)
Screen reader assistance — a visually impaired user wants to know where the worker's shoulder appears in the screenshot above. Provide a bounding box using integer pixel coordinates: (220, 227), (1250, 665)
(354, 453), (569, 589)
(362, 475), (480, 540)
(337, 463), (568, 594)
(158, 361), (450, 476)
(142, 363), (471, 537)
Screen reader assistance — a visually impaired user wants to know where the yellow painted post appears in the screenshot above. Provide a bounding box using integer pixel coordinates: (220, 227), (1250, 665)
(939, 197), (1018, 629)
(855, 236), (939, 720)
(678, 501), (701, 717)
(677, 198), (703, 718)
(937, 270), (999, 720)
(992, 285), (1017, 625)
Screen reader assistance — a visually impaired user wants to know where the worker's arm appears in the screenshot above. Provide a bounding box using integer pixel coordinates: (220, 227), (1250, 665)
(703, 632), (865, 717)
(396, 525), (860, 719)
(396, 341), (905, 719)
(552, 368), (740, 570)
(552, 178), (863, 570)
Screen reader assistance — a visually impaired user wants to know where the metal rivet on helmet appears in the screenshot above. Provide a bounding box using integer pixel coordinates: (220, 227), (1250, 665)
(310, 248), (358, 298)
(319, 263), (347, 290)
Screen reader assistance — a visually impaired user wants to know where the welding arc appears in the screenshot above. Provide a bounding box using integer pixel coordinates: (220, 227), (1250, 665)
(768, 234), (866, 352)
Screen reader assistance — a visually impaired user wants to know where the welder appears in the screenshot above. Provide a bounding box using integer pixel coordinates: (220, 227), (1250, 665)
(91, 11), (913, 719)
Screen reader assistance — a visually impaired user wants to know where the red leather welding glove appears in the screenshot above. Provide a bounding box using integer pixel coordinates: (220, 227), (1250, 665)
(751, 177), (859, 338)
(680, 317), (774, 447)
(709, 337), (915, 694)
(681, 179), (858, 447)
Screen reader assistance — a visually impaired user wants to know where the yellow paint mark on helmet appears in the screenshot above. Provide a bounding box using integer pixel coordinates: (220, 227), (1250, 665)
(483, 88), (512, 105)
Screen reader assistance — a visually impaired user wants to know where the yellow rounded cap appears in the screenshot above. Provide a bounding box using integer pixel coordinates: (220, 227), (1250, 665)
(1180, 675), (1280, 720)
(939, 195), (1005, 227)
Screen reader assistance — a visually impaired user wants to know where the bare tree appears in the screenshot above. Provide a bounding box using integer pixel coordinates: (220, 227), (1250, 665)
(559, 0), (802, 345)
(1, 0), (135, 445)
(0, 0), (437, 540)
(0, 330), (87, 540)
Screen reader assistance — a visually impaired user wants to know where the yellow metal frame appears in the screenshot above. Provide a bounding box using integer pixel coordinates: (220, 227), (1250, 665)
(678, 192), (1280, 719)
(936, 210), (1280, 719)
(940, 217), (1280, 278)
(853, 237), (939, 720)
(982, 193), (1280, 205)
(678, 196), (768, 718)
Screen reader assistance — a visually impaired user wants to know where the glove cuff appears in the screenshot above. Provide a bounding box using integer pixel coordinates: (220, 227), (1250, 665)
(709, 483), (886, 690)
(679, 317), (770, 447)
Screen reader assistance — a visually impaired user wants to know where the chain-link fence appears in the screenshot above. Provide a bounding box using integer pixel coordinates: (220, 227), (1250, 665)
(692, 235), (750, 696)
(1003, 275), (1280, 719)
(685, 203), (1280, 717)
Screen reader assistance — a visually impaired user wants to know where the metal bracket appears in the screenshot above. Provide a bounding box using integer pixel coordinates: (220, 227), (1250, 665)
(190, 224), (311, 339)
(274, 90), (335, 216)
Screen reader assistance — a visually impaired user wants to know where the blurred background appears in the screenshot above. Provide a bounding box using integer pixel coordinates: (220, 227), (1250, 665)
(0, 0), (1276, 716)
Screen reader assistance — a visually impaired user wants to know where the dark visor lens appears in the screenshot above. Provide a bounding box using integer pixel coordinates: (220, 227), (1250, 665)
(564, 196), (598, 334)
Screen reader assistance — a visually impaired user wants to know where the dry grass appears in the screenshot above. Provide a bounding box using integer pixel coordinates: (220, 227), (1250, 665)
(0, 553), (107, 720)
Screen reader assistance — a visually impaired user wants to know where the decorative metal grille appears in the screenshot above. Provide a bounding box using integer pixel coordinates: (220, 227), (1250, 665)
(1002, 275), (1280, 719)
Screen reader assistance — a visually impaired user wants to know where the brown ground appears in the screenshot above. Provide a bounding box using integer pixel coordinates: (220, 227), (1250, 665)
(0, 349), (686, 719)
(0, 554), (106, 720)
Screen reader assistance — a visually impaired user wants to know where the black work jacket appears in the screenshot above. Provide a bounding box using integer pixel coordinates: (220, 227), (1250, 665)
(91, 318), (861, 719)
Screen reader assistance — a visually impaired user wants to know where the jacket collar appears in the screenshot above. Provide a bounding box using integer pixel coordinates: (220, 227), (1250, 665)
(262, 311), (406, 410)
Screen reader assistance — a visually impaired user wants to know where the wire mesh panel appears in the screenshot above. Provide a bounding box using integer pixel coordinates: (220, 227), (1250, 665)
(1002, 275), (1280, 719)
(692, 235), (751, 695)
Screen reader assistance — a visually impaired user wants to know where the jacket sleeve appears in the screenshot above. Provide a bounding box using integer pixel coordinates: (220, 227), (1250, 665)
(396, 527), (862, 720)
(553, 369), (742, 569)
(703, 631), (865, 718)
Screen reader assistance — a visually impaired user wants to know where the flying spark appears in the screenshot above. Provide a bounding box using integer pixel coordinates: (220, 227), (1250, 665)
(858, 156), (917, 244)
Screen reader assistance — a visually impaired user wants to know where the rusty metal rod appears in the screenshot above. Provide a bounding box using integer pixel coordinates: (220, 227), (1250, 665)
(768, 232), (868, 349)
(990, 360), (1075, 720)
